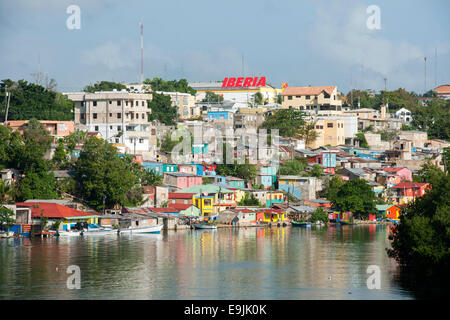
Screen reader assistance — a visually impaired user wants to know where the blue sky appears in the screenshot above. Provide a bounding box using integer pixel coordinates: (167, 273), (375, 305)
(0, 0), (449, 93)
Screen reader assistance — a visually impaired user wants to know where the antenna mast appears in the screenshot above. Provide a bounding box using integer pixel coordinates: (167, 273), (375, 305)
(140, 22), (144, 83)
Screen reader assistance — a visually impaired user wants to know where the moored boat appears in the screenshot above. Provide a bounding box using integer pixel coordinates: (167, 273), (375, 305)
(56, 230), (82, 237)
(193, 223), (217, 230)
(339, 220), (355, 225)
(118, 224), (163, 234)
(291, 221), (311, 227)
(80, 227), (116, 236)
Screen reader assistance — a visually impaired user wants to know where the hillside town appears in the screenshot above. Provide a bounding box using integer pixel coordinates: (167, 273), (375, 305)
(1, 78), (449, 237)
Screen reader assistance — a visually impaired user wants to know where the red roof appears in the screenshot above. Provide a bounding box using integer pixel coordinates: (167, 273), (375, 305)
(168, 203), (193, 210)
(15, 202), (96, 219)
(169, 192), (195, 199)
(150, 207), (181, 213)
(391, 182), (429, 189)
(233, 209), (254, 213)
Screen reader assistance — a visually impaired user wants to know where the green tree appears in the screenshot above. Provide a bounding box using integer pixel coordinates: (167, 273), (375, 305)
(322, 176), (346, 203)
(261, 109), (309, 138)
(74, 137), (143, 211)
(143, 77), (196, 95)
(310, 208), (328, 223)
(0, 79), (74, 121)
(388, 169), (449, 287)
(148, 93), (177, 125)
(279, 159), (307, 175)
(332, 179), (377, 218)
(0, 206), (15, 230)
(202, 91), (224, 103)
(310, 164), (323, 178)
(238, 193), (260, 206)
(17, 170), (58, 201)
(83, 81), (126, 93)
(141, 169), (163, 186)
(254, 92), (263, 105)
(356, 133), (369, 149)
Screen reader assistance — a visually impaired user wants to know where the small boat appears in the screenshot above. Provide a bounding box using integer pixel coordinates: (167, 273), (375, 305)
(339, 220), (355, 225)
(118, 224), (163, 234)
(56, 230), (82, 237)
(193, 223), (217, 230)
(291, 221), (311, 227)
(0, 230), (14, 238)
(80, 227), (116, 236)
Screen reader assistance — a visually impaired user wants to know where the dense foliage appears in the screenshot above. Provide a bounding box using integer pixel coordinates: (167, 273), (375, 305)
(144, 77), (196, 95)
(202, 91), (223, 103)
(148, 93), (178, 125)
(261, 109), (318, 145)
(237, 193), (260, 206)
(324, 176), (377, 218)
(0, 79), (73, 121)
(279, 159), (308, 175)
(73, 137), (144, 211)
(388, 165), (449, 286)
(83, 81), (127, 93)
(310, 208), (328, 223)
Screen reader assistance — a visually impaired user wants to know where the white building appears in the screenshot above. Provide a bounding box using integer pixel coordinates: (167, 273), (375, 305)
(395, 108), (412, 123)
(64, 90), (157, 160)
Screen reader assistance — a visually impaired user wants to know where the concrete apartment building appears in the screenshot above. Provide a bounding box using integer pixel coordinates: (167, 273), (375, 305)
(65, 91), (157, 160)
(309, 117), (346, 149)
(281, 86), (343, 115)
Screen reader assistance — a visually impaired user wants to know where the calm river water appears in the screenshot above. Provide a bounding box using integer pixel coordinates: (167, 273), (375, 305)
(0, 225), (415, 299)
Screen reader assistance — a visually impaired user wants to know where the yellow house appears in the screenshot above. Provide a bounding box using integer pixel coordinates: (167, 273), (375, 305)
(193, 195), (214, 218)
(256, 209), (288, 223)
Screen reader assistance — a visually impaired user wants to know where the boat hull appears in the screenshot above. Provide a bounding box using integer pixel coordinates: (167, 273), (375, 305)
(119, 224), (163, 234)
(81, 228), (115, 236)
(193, 224), (217, 230)
(291, 222), (311, 227)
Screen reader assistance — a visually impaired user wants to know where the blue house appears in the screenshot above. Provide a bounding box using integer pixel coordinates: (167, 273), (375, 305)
(207, 111), (232, 121)
(214, 175), (226, 184)
(142, 162), (164, 175)
(163, 163), (178, 173)
(192, 143), (208, 154)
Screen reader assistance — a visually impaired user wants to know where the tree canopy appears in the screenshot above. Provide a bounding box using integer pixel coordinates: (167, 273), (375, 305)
(144, 77), (196, 95)
(202, 91), (224, 103)
(0, 79), (73, 121)
(83, 81), (127, 93)
(148, 93), (177, 125)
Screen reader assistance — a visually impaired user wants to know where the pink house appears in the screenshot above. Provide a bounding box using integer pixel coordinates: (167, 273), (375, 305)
(163, 173), (202, 190)
(382, 167), (412, 182)
(178, 164), (197, 175)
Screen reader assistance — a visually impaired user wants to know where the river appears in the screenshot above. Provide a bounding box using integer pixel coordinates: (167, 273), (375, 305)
(0, 224), (415, 299)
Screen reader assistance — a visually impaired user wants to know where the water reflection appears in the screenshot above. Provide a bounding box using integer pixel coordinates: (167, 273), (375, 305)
(0, 225), (414, 299)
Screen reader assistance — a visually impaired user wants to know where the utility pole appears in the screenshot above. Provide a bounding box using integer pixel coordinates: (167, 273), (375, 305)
(384, 78), (387, 91)
(140, 22), (144, 83)
(435, 47), (437, 87)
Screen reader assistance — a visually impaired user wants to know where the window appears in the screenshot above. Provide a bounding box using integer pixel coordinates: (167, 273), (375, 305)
(288, 96), (292, 100)
(117, 126), (122, 131)
(142, 101), (145, 106)
(306, 95), (310, 100)
(93, 113), (97, 119)
(327, 123), (333, 128)
(139, 139), (144, 144)
(109, 101), (112, 105)
(115, 138), (119, 143)
(110, 125), (113, 129)
(93, 101), (97, 106)
(135, 101), (138, 106)
(94, 126), (99, 131)
(109, 113), (112, 117)
(117, 100), (121, 106)
(125, 101), (128, 106)
(296, 96), (300, 98)
(117, 113), (121, 119)
(184, 200), (188, 204)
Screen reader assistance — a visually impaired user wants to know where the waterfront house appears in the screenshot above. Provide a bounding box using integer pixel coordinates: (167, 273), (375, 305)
(193, 195), (215, 218)
(14, 202), (99, 231)
(163, 173), (202, 190)
(218, 209), (256, 225)
(0, 204), (32, 236)
(255, 208), (288, 224)
(376, 204), (401, 220)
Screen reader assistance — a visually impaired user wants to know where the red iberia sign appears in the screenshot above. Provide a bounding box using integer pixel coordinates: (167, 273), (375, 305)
(222, 76), (266, 88)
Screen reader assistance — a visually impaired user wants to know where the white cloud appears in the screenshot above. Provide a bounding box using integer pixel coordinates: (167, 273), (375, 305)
(80, 40), (136, 70)
(308, 1), (426, 89)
